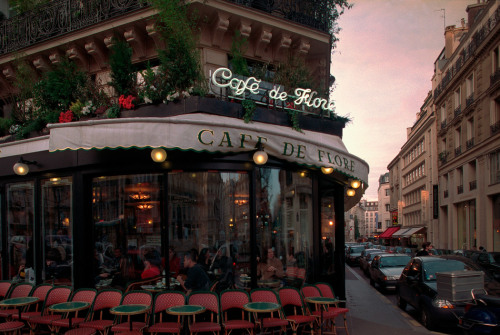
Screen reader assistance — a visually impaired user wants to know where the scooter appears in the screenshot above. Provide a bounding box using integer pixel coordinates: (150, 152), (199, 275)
(458, 288), (500, 334)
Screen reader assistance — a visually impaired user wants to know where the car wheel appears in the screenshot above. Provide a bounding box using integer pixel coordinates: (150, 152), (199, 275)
(396, 292), (407, 310)
(420, 306), (435, 330)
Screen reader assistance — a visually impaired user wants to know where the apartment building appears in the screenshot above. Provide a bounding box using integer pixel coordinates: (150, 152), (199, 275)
(377, 173), (391, 234)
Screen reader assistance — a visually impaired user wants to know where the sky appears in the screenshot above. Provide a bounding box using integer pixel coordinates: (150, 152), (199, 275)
(331, 0), (472, 200)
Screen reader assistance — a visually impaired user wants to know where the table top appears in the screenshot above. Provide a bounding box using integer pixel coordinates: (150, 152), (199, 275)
(243, 302), (280, 313)
(257, 279), (281, 288)
(50, 301), (90, 313)
(110, 304), (150, 316)
(167, 305), (205, 316)
(0, 297), (39, 307)
(304, 297), (339, 305)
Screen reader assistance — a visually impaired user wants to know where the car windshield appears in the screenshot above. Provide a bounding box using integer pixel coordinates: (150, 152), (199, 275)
(350, 246), (365, 253)
(380, 255), (411, 267)
(423, 260), (467, 281)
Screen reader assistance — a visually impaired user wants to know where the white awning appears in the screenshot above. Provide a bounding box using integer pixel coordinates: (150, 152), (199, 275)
(48, 114), (369, 185)
(399, 227), (425, 238)
(392, 228), (411, 238)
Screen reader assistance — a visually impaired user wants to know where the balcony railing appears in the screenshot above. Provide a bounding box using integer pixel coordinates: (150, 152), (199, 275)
(469, 180), (477, 191)
(466, 94), (474, 108)
(0, 0), (150, 56)
(439, 150), (449, 164)
(0, 0), (335, 55)
(444, 190), (448, 198)
(466, 138), (474, 150)
(454, 105), (462, 118)
(492, 121), (500, 135)
(455, 146), (462, 157)
(457, 185), (463, 194)
(491, 69), (500, 85)
(441, 120), (447, 129)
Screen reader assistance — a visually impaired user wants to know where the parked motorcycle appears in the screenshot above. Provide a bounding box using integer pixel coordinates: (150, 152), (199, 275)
(458, 289), (500, 334)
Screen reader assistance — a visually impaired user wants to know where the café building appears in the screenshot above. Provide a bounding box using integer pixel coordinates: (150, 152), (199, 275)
(0, 0), (368, 299)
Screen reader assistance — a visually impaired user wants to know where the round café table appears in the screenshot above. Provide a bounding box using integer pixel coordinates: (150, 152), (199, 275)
(49, 301), (90, 329)
(243, 302), (280, 335)
(0, 296), (39, 320)
(304, 297), (339, 335)
(110, 304), (150, 331)
(167, 305), (205, 333)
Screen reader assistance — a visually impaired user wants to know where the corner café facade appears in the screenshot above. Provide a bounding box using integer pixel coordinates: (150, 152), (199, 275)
(0, 71), (368, 299)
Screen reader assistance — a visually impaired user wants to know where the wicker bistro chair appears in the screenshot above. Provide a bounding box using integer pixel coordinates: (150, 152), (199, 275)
(0, 283), (34, 320)
(0, 320), (25, 335)
(300, 285), (337, 333)
(146, 291), (185, 335)
(64, 328), (97, 335)
(77, 289), (123, 335)
(9, 284), (52, 323)
(187, 291), (221, 335)
(110, 290), (153, 334)
(220, 289), (254, 335)
(249, 289), (288, 335)
(314, 283), (349, 335)
(49, 288), (98, 334)
(278, 287), (316, 335)
(0, 281), (12, 300)
(22, 286), (72, 335)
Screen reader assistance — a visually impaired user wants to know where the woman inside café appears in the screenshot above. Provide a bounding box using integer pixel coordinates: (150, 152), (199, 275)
(257, 247), (284, 280)
(141, 252), (161, 279)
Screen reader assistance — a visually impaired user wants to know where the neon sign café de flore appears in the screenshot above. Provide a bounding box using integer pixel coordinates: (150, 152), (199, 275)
(0, 66), (369, 298)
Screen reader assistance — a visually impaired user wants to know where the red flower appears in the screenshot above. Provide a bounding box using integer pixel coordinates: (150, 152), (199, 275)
(59, 110), (74, 123)
(119, 95), (136, 109)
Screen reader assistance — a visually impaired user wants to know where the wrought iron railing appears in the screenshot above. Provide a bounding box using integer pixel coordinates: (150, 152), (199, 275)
(441, 120), (447, 129)
(457, 185), (463, 194)
(492, 70), (500, 85)
(466, 138), (474, 150)
(0, 0), (150, 55)
(491, 121), (500, 135)
(454, 105), (462, 118)
(0, 0), (334, 55)
(466, 94), (474, 108)
(455, 146), (462, 157)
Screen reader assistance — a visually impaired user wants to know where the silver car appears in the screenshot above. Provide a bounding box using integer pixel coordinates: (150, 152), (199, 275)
(369, 254), (411, 290)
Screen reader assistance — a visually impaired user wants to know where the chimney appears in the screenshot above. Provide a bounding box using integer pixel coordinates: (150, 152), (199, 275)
(467, 1), (488, 28)
(444, 25), (456, 59)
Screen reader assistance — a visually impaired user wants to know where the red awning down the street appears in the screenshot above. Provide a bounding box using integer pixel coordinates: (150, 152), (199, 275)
(379, 226), (401, 239)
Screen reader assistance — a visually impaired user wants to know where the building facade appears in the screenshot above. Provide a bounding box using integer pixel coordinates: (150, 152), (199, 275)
(377, 173), (390, 235)
(0, 0), (367, 298)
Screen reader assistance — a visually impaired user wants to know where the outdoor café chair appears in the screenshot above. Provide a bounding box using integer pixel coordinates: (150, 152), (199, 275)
(278, 287), (316, 335)
(0, 281), (12, 300)
(187, 291), (221, 335)
(220, 289), (254, 335)
(300, 284), (337, 333)
(77, 289), (122, 335)
(314, 283), (349, 335)
(110, 290), (153, 334)
(249, 288), (288, 334)
(0, 283), (33, 320)
(10, 284), (52, 322)
(146, 291), (185, 335)
(50, 288), (98, 333)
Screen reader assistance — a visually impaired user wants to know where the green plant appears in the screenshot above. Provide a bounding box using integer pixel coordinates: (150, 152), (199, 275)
(0, 117), (14, 136)
(69, 100), (85, 117)
(108, 37), (136, 96)
(9, 0), (50, 14)
(287, 110), (301, 132)
(106, 104), (121, 118)
(16, 118), (46, 139)
(151, 0), (204, 94)
(138, 63), (168, 104)
(274, 53), (314, 91)
(242, 99), (256, 123)
(11, 57), (38, 124)
(229, 30), (250, 76)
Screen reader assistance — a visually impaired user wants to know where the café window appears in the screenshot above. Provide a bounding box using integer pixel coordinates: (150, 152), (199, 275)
(42, 177), (73, 284)
(92, 174), (162, 289)
(6, 182), (35, 281)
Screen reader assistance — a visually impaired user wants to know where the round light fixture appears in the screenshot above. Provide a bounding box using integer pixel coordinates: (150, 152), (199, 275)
(321, 167), (334, 174)
(13, 162), (29, 175)
(350, 179), (361, 189)
(346, 188), (355, 197)
(151, 148), (167, 163)
(253, 150), (268, 165)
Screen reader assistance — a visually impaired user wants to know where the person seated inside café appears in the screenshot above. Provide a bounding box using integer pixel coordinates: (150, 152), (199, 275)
(257, 247), (284, 281)
(141, 252), (161, 279)
(177, 250), (210, 294)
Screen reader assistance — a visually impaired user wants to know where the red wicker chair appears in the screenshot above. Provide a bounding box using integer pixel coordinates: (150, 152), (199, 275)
(23, 286), (72, 335)
(278, 287), (316, 335)
(0, 281), (12, 300)
(0, 283), (34, 320)
(300, 285), (338, 333)
(0, 320), (25, 335)
(220, 289), (254, 335)
(76, 289), (122, 335)
(110, 290), (153, 334)
(49, 288), (98, 333)
(249, 288), (288, 334)
(64, 327), (97, 335)
(314, 283), (349, 335)
(146, 291), (185, 335)
(188, 291), (221, 335)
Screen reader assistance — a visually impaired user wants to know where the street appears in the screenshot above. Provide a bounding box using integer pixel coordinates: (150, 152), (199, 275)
(344, 264), (462, 335)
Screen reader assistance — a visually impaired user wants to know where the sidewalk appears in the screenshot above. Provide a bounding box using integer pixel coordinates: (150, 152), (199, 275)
(337, 266), (437, 335)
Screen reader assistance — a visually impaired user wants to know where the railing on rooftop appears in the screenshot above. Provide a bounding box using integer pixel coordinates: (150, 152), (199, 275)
(0, 0), (333, 55)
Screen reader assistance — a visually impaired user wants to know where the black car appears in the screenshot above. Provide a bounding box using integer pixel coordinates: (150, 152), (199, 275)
(469, 251), (500, 282)
(369, 254), (411, 291)
(346, 245), (365, 266)
(396, 256), (479, 330)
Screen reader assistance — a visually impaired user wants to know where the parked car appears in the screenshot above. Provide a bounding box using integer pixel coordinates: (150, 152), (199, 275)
(469, 251), (500, 282)
(369, 254), (411, 291)
(396, 256), (485, 330)
(359, 250), (386, 276)
(346, 245), (366, 266)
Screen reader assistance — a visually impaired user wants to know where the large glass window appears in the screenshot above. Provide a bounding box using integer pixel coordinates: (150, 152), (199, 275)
(6, 182), (34, 281)
(255, 169), (312, 288)
(42, 177), (73, 284)
(92, 174), (162, 289)
(168, 171), (249, 292)
(321, 195), (335, 276)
